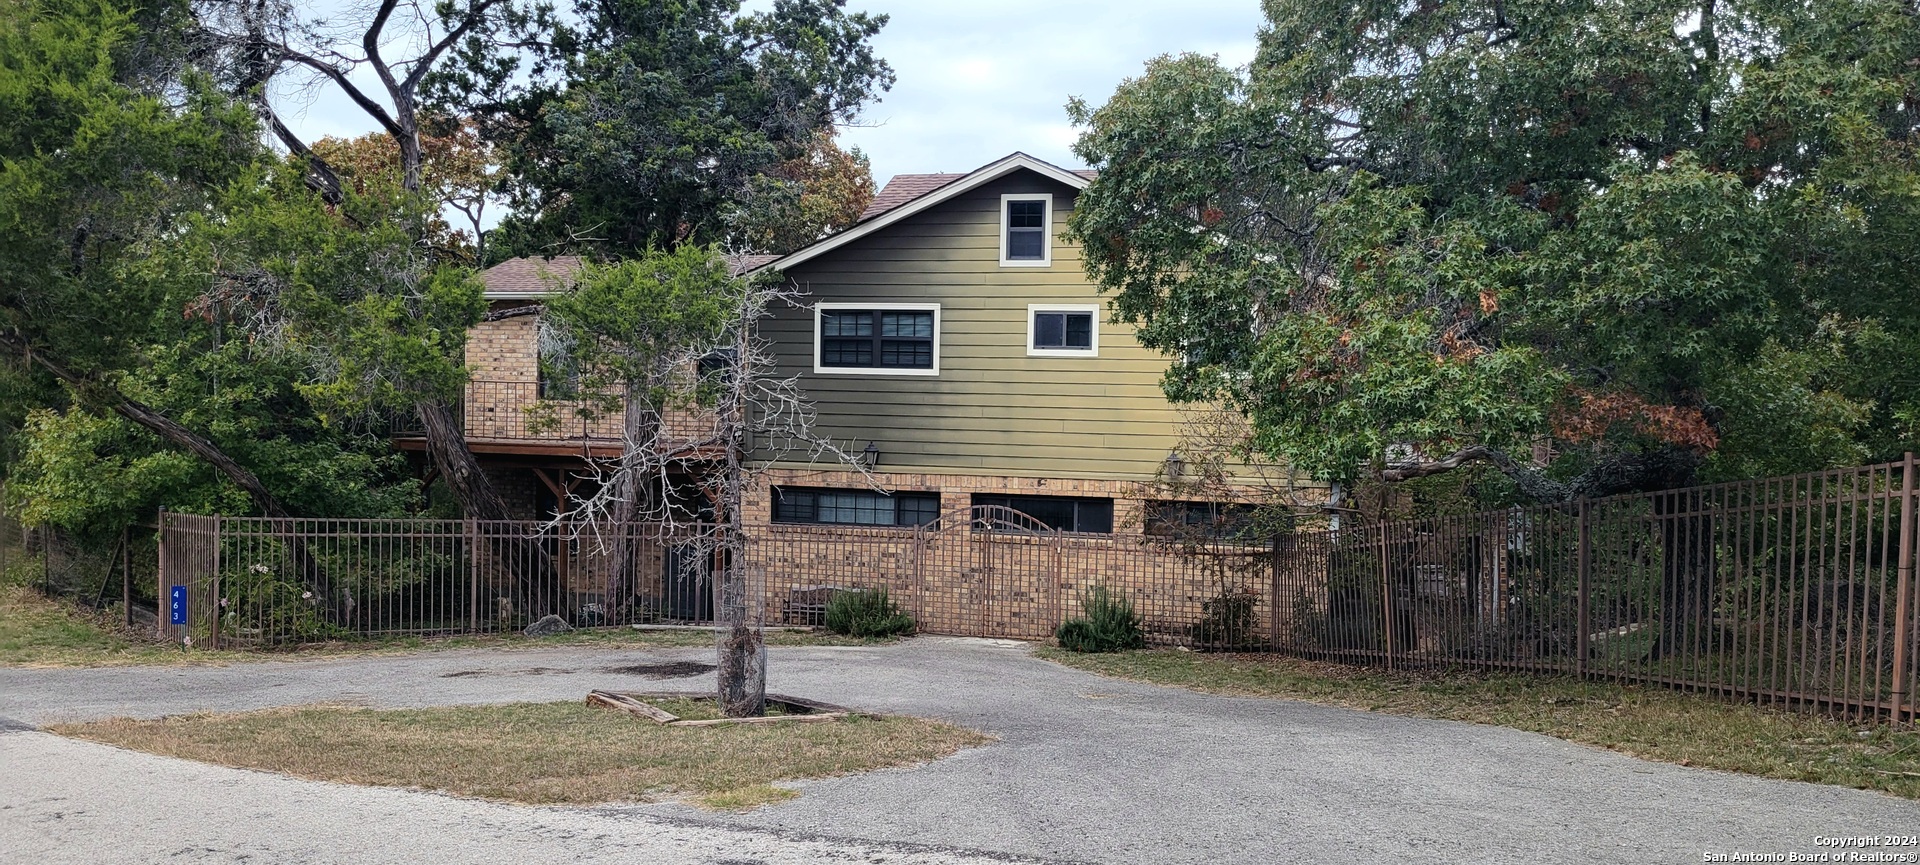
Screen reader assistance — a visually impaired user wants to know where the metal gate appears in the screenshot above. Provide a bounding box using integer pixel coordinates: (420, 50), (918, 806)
(907, 505), (1065, 640)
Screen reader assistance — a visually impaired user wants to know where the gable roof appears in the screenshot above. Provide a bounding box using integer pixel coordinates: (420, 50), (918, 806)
(480, 253), (780, 299)
(859, 173), (966, 221)
(749, 152), (1094, 275)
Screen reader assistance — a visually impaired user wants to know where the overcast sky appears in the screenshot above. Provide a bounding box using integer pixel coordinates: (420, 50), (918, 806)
(830, 1), (1266, 183)
(277, 1), (1266, 197)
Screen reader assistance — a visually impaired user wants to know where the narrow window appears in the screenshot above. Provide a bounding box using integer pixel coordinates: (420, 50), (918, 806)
(1146, 501), (1261, 542)
(971, 494), (1114, 534)
(773, 487), (940, 527)
(1000, 194), (1052, 266)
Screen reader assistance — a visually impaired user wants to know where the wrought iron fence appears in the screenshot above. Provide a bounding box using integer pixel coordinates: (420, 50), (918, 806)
(1275, 456), (1920, 723)
(153, 506), (1273, 650)
(151, 455), (1919, 721)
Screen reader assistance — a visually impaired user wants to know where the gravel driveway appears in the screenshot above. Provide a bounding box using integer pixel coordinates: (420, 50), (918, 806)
(3, 637), (1916, 864)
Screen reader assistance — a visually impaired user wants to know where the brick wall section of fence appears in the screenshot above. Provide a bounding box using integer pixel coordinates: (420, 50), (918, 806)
(154, 455), (1920, 722)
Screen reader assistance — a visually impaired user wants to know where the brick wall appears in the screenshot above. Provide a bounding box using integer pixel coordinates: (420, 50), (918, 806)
(738, 467), (1282, 644)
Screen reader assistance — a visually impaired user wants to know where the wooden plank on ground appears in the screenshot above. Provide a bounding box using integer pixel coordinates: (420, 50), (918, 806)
(669, 713), (851, 728)
(586, 690), (679, 724)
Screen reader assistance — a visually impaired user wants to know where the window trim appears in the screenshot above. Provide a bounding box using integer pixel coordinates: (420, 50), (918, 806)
(998, 193), (1053, 268)
(971, 493), (1115, 535)
(1025, 303), (1100, 358)
(812, 302), (941, 377)
(772, 486), (940, 528)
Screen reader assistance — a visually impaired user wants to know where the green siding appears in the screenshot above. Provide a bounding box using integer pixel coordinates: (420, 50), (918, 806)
(766, 170), (1187, 480)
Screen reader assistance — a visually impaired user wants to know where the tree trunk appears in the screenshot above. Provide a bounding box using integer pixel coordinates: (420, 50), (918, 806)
(605, 387), (662, 623)
(416, 398), (559, 619)
(714, 315), (765, 718)
(3, 339), (353, 622)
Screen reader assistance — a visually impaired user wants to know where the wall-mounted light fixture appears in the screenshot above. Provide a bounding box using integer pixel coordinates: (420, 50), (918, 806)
(1164, 449), (1186, 479)
(862, 441), (880, 468)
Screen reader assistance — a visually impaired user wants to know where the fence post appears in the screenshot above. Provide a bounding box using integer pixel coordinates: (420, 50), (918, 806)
(208, 514), (220, 651)
(1379, 520), (1396, 669)
(1892, 452), (1916, 724)
(466, 518), (480, 635)
(1576, 498), (1591, 680)
(154, 508), (168, 640)
(1270, 534), (1284, 653)
(121, 525), (132, 629)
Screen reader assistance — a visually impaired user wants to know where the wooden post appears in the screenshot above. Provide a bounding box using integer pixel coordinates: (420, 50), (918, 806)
(1576, 498), (1591, 680)
(1891, 452), (1915, 723)
(1379, 521), (1396, 669)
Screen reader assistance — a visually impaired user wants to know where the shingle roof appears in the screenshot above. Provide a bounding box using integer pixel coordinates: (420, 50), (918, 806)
(480, 253), (779, 295)
(479, 255), (583, 295)
(858, 173), (968, 221)
(726, 253), (782, 275)
(857, 167), (1099, 223)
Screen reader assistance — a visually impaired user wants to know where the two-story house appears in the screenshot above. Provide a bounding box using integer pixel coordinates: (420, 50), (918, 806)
(447, 152), (1225, 531)
(430, 153), (1268, 637)
(741, 152), (1204, 535)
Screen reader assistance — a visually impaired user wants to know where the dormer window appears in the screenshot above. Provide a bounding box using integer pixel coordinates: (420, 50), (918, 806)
(1000, 194), (1052, 267)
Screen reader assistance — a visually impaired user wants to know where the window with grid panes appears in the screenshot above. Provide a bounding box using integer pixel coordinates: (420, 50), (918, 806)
(772, 487), (940, 527)
(819, 309), (934, 370)
(1004, 199), (1047, 261)
(971, 494), (1114, 533)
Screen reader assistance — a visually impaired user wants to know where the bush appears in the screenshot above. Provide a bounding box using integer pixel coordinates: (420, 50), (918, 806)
(1054, 585), (1144, 653)
(823, 587), (915, 638)
(1189, 590), (1262, 650)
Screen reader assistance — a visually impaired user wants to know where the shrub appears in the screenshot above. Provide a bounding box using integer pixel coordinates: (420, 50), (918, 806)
(1055, 585), (1144, 653)
(823, 587), (915, 638)
(1189, 590), (1262, 650)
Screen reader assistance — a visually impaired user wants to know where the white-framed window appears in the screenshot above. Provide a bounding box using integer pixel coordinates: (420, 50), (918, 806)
(813, 302), (941, 376)
(1026, 303), (1099, 357)
(999, 193), (1053, 267)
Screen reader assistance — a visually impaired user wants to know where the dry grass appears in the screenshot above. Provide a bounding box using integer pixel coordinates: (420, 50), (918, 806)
(1038, 647), (1920, 799)
(52, 701), (988, 809)
(0, 585), (879, 668)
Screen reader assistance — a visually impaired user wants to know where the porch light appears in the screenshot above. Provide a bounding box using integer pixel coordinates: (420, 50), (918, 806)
(862, 441), (881, 468)
(1165, 449), (1186, 479)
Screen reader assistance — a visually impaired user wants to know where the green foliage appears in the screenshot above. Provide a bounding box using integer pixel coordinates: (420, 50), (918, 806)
(822, 587), (914, 638)
(1067, 0), (1920, 492)
(1055, 585), (1145, 653)
(726, 128), (876, 254)
(217, 561), (346, 644)
(437, 0), (895, 258)
(1189, 591), (1262, 651)
(539, 246), (740, 410)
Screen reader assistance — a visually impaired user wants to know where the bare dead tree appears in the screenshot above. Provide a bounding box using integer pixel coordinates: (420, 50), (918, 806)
(543, 268), (874, 717)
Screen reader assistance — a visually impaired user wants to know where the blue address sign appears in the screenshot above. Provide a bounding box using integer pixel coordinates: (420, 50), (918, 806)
(169, 585), (187, 625)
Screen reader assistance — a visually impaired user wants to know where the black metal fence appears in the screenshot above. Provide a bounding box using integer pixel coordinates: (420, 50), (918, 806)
(149, 456), (1919, 722)
(1275, 456), (1920, 723)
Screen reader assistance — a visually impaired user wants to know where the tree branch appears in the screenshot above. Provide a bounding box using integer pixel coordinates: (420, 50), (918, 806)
(1378, 444), (1572, 502)
(483, 304), (541, 321)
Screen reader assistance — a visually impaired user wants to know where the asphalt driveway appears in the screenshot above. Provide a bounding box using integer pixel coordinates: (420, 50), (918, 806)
(2, 637), (1915, 864)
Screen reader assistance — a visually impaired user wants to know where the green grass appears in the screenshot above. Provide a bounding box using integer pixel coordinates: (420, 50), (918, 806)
(52, 701), (990, 809)
(0, 584), (884, 668)
(1038, 647), (1920, 799)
